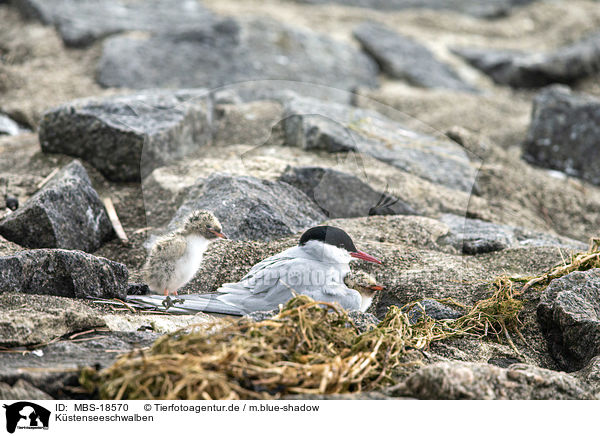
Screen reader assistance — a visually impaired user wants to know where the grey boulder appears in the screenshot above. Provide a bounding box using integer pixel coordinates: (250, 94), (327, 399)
(390, 361), (593, 399)
(523, 86), (600, 186)
(0, 249), (128, 299)
(354, 22), (476, 92)
(282, 95), (478, 192)
(169, 173), (327, 241)
(13, 0), (215, 47)
(453, 32), (600, 88)
(0, 161), (113, 252)
(39, 90), (212, 182)
(279, 166), (418, 218)
(438, 213), (586, 254)
(96, 18), (378, 95)
(537, 268), (600, 371)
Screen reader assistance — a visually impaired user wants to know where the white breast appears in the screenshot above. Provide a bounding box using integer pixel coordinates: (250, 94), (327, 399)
(171, 235), (210, 291)
(360, 296), (373, 312)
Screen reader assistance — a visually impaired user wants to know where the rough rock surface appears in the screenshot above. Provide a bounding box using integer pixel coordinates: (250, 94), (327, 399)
(39, 90), (212, 182)
(438, 213), (586, 254)
(0, 249), (128, 299)
(0, 331), (159, 399)
(97, 18), (378, 95)
(390, 362), (594, 399)
(0, 379), (54, 400)
(353, 22), (476, 92)
(537, 269), (600, 371)
(0, 161), (113, 252)
(406, 299), (463, 324)
(13, 0), (215, 47)
(213, 100), (285, 147)
(279, 165), (418, 218)
(0, 293), (105, 347)
(289, 0), (538, 18)
(523, 86), (600, 186)
(453, 32), (600, 88)
(0, 236), (22, 256)
(282, 95), (478, 192)
(168, 173), (327, 241)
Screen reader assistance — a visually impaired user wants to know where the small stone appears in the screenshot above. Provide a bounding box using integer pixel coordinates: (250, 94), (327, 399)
(406, 299), (463, 324)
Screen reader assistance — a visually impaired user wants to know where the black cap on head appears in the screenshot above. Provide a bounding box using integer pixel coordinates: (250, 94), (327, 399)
(299, 226), (358, 253)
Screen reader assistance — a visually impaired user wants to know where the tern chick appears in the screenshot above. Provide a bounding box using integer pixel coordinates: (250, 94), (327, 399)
(143, 210), (226, 296)
(343, 270), (384, 312)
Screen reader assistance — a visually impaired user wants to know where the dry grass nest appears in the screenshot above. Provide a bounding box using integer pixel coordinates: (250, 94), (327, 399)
(80, 244), (600, 400)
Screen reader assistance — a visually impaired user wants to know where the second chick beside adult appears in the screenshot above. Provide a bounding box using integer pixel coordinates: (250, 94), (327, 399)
(343, 270), (383, 312)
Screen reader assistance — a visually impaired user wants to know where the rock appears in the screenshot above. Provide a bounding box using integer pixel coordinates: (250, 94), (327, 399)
(96, 18), (378, 95)
(0, 236), (22, 257)
(575, 356), (600, 390)
(39, 90), (212, 182)
(0, 249), (128, 299)
(127, 283), (150, 295)
(102, 312), (214, 335)
(537, 269), (600, 371)
(290, 0), (537, 18)
(0, 293), (105, 347)
(0, 114), (21, 136)
(168, 173), (326, 241)
(523, 86), (600, 186)
(453, 32), (600, 88)
(13, 0), (215, 47)
(0, 161), (113, 251)
(390, 361), (593, 399)
(406, 299), (463, 324)
(0, 331), (158, 399)
(347, 311), (380, 333)
(213, 100), (285, 147)
(353, 22), (476, 92)
(279, 166), (418, 218)
(282, 95), (478, 192)
(438, 213), (586, 254)
(0, 379), (54, 400)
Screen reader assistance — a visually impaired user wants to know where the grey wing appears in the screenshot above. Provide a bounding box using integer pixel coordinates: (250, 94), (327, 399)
(216, 255), (298, 313)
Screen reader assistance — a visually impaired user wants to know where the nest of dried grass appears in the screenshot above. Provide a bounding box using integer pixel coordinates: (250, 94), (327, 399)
(81, 279), (526, 400)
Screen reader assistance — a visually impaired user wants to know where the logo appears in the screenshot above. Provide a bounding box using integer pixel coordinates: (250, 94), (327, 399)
(3, 402), (50, 434)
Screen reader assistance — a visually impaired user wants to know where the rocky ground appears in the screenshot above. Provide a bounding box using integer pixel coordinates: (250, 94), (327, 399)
(1, 0), (600, 400)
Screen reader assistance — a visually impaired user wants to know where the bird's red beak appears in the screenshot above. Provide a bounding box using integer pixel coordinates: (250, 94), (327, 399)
(368, 284), (384, 291)
(350, 250), (382, 264)
(211, 230), (228, 239)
